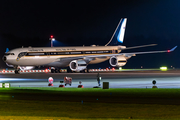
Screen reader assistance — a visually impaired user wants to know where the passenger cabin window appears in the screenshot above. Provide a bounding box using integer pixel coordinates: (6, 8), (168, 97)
(27, 52), (45, 56)
(84, 50), (111, 54)
(70, 52), (82, 54)
(22, 50), (116, 57)
(49, 52), (70, 55)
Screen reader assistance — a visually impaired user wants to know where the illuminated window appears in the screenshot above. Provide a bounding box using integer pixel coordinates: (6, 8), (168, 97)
(27, 53), (44, 56)
(5, 53), (15, 55)
(18, 52), (27, 58)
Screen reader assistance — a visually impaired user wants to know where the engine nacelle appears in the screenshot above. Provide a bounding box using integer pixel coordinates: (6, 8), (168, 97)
(20, 66), (35, 70)
(69, 60), (87, 72)
(109, 56), (127, 67)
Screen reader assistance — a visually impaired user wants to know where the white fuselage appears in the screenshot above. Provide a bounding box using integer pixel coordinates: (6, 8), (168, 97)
(3, 45), (126, 67)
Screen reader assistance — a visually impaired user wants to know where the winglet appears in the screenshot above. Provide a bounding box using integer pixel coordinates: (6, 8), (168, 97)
(169, 46), (177, 52)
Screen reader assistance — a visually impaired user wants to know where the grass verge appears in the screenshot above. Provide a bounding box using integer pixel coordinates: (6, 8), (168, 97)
(1, 88), (180, 120)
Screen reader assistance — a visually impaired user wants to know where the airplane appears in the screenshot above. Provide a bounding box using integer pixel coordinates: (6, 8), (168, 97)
(2, 18), (177, 74)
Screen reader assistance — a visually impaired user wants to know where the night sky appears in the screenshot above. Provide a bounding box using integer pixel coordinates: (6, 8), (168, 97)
(0, 0), (179, 69)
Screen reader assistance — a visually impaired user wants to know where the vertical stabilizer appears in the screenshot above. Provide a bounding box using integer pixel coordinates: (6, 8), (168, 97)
(6, 48), (9, 53)
(105, 18), (127, 46)
(117, 18), (127, 43)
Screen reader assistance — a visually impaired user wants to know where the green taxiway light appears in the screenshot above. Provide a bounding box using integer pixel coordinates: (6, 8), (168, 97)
(160, 67), (167, 71)
(119, 67), (122, 70)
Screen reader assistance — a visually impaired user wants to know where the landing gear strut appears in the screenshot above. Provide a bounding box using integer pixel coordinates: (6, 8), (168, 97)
(15, 70), (20, 74)
(51, 67), (61, 73)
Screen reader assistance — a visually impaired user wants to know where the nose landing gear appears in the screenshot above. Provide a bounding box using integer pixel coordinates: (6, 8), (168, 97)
(15, 69), (20, 74)
(14, 66), (20, 74)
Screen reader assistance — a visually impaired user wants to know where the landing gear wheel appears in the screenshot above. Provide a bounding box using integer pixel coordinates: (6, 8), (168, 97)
(51, 69), (55, 73)
(55, 68), (60, 73)
(67, 69), (72, 73)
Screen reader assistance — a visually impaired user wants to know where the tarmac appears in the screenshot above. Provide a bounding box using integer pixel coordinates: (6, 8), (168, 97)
(0, 71), (180, 88)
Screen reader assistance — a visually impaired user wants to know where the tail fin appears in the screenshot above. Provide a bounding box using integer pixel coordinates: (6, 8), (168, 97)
(6, 48), (9, 53)
(117, 18), (127, 43)
(105, 18), (127, 46)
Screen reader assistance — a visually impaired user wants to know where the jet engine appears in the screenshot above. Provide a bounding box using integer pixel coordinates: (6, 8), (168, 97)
(20, 66), (35, 70)
(109, 56), (127, 67)
(69, 60), (87, 72)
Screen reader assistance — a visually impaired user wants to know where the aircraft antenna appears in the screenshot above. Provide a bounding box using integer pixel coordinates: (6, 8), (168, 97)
(105, 19), (122, 46)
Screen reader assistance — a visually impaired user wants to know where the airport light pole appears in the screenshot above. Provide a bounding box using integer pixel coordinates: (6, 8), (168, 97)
(49, 35), (55, 47)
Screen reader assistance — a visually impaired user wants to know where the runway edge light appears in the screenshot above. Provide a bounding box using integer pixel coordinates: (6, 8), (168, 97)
(0, 83), (10, 88)
(4, 83), (10, 88)
(160, 67), (167, 71)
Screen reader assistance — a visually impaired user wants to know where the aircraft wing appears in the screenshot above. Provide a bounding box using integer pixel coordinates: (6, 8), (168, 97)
(57, 46), (177, 63)
(83, 46), (177, 58)
(120, 46), (177, 57)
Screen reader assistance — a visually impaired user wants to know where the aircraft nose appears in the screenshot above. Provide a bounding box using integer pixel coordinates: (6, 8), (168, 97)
(2, 56), (7, 61)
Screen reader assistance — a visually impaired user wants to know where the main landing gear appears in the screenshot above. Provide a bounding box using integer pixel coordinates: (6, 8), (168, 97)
(50, 67), (89, 73)
(67, 69), (89, 73)
(51, 68), (61, 73)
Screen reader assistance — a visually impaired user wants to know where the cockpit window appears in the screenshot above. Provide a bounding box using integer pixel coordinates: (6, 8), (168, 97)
(5, 53), (15, 55)
(18, 52), (27, 58)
